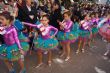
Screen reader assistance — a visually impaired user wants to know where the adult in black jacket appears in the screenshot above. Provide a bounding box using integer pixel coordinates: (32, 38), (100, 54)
(49, 2), (63, 30)
(16, 0), (38, 24)
(16, 0), (26, 22)
(16, 0), (38, 53)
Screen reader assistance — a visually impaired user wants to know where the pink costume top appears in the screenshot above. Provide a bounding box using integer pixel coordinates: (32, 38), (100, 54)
(80, 20), (90, 30)
(61, 20), (73, 32)
(95, 18), (99, 24)
(22, 22), (58, 39)
(92, 18), (96, 23)
(90, 18), (99, 26)
(1, 25), (22, 49)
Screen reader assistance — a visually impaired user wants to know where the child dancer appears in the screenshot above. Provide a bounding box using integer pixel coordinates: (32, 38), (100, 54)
(57, 10), (78, 61)
(22, 14), (58, 67)
(91, 12), (99, 43)
(92, 13), (99, 42)
(0, 11), (29, 73)
(71, 15), (80, 39)
(98, 13), (110, 58)
(76, 14), (92, 54)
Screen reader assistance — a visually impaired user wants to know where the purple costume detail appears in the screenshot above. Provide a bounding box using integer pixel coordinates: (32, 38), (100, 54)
(93, 18), (99, 24)
(80, 20), (91, 31)
(62, 20), (73, 32)
(3, 25), (22, 49)
(22, 22), (58, 50)
(57, 19), (78, 43)
(22, 22), (58, 39)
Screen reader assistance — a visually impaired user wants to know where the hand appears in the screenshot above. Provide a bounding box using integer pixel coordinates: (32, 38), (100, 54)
(29, 15), (34, 19)
(59, 22), (62, 26)
(57, 20), (60, 23)
(58, 21), (62, 26)
(60, 26), (64, 30)
(22, 22), (25, 25)
(0, 27), (6, 35)
(20, 49), (25, 55)
(50, 35), (55, 38)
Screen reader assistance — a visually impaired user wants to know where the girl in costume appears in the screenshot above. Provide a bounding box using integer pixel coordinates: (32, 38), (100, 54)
(89, 12), (99, 44)
(71, 15), (80, 41)
(98, 14), (110, 39)
(76, 14), (92, 54)
(22, 14), (58, 67)
(0, 11), (29, 73)
(98, 13), (110, 59)
(57, 10), (78, 61)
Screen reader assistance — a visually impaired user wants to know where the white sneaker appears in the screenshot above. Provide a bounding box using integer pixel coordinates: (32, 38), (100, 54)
(35, 63), (43, 68)
(64, 57), (70, 62)
(82, 49), (85, 53)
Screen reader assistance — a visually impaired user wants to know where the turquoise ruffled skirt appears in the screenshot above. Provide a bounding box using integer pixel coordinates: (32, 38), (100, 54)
(91, 26), (98, 34)
(0, 44), (7, 60)
(79, 29), (90, 38)
(34, 35), (58, 50)
(0, 32), (29, 61)
(57, 23), (79, 43)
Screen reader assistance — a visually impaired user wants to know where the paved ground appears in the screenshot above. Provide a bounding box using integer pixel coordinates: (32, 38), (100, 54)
(0, 34), (110, 73)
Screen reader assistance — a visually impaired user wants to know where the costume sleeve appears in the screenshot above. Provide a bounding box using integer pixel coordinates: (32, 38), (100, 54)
(22, 22), (43, 28)
(12, 27), (22, 49)
(64, 21), (73, 30)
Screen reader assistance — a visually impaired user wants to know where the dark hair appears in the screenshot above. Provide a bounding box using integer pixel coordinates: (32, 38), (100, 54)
(42, 14), (50, 20)
(72, 15), (80, 22)
(63, 11), (72, 17)
(90, 12), (95, 17)
(0, 11), (14, 22)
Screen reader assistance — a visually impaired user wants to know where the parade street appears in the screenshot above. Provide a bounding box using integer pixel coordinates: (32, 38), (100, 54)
(0, 34), (110, 73)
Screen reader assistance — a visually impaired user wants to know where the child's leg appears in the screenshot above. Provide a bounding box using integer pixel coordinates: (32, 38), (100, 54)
(36, 49), (43, 68)
(90, 34), (96, 45)
(88, 38), (91, 47)
(65, 42), (71, 61)
(37, 49), (43, 64)
(4, 60), (13, 72)
(92, 34), (95, 42)
(88, 31), (93, 47)
(82, 38), (86, 53)
(48, 50), (52, 66)
(76, 37), (82, 54)
(60, 42), (66, 57)
(18, 58), (26, 73)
